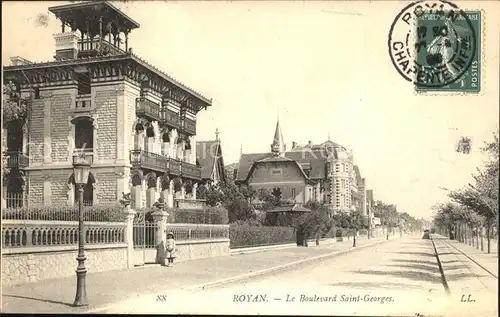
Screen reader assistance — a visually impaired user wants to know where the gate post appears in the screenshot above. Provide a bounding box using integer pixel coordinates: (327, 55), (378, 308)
(152, 210), (170, 266)
(125, 206), (137, 269)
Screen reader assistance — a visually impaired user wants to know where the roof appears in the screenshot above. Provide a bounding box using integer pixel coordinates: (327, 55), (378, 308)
(3, 53), (211, 106)
(353, 165), (362, 184)
(49, 1), (140, 31)
(196, 140), (221, 180)
(235, 149), (327, 182)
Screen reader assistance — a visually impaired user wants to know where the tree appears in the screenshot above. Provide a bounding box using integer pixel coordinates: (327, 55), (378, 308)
(3, 82), (28, 126)
(447, 132), (499, 253)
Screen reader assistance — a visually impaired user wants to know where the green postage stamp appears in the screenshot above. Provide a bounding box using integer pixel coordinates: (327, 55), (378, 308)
(388, 1), (482, 94)
(415, 10), (482, 93)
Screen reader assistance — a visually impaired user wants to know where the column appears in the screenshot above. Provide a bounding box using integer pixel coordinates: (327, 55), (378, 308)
(180, 183), (186, 199)
(167, 180), (174, 208)
(192, 183), (198, 200)
(190, 136), (197, 164)
(151, 210), (170, 266)
(124, 206), (136, 268)
(169, 129), (178, 159)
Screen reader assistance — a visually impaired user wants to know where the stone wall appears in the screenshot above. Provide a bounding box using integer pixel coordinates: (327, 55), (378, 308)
(2, 245), (127, 286)
(174, 239), (230, 262)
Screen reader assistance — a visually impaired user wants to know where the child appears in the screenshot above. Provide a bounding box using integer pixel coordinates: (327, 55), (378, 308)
(165, 232), (176, 267)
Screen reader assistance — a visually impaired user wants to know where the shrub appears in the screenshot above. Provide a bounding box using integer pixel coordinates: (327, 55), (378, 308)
(168, 206), (228, 224)
(229, 223), (295, 248)
(2, 203), (126, 222)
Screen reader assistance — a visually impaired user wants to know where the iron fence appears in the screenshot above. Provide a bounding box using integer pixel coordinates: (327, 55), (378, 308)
(2, 200), (126, 222)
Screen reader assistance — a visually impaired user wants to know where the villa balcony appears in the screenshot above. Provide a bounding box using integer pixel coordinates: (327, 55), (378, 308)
(130, 150), (170, 173)
(136, 98), (162, 122)
(4, 151), (28, 169)
(73, 94), (93, 112)
(129, 151), (200, 180)
(77, 38), (126, 58)
(182, 117), (196, 135)
(181, 161), (201, 180)
(160, 108), (181, 129)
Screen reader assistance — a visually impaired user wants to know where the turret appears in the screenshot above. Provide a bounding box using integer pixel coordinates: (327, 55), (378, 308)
(49, 1), (140, 61)
(271, 119), (285, 156)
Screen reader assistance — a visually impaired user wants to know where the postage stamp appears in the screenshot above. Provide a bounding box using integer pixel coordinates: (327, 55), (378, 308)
(388, 0), (482, 93)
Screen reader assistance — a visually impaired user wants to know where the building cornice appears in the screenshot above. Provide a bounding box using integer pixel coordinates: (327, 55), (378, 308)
(3, 52), (212, 111)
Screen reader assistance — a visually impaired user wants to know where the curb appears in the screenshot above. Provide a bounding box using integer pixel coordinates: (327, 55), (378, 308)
(229, 238), (339, 255)
(86, 238), (392, 314)
(185, 238), (390, 291)
(430, 235), (451, 294)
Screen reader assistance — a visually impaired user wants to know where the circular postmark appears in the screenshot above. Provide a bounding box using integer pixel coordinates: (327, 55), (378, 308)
(388, 0), (477, 88)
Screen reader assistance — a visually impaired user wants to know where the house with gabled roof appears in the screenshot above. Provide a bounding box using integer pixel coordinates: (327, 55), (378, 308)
(234, 119), (365, 213)
(196, 129), (226, 186)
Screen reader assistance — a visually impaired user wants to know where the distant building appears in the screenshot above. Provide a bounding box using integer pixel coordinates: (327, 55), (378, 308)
(234, 119), (366, 213)
(196, 129), (226, 186)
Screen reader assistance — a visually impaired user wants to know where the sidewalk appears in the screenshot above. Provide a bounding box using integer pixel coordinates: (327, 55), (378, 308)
(1, 237), (388, 313)
(433, 234), (498, 277)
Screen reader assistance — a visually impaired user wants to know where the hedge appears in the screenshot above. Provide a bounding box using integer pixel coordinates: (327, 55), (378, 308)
(229, 223), (295, 248)
(135, 206), (229, 225)
(2, 204), (126, 222)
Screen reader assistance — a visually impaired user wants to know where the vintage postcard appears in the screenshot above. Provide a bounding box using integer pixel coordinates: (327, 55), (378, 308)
(1, 1), (498, 316)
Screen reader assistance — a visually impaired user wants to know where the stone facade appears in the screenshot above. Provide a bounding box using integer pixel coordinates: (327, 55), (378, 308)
(2, 246), (127, 286)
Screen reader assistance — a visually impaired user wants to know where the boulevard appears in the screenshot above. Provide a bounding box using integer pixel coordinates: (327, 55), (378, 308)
(100, 235), (497, 316)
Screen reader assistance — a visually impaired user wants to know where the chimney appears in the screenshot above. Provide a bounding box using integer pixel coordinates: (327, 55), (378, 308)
(308, 141), (312, 148)
(53, 32), (79, 61)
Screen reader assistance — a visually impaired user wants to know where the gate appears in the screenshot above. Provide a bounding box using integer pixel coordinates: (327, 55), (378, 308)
(132, 211), (158, 266)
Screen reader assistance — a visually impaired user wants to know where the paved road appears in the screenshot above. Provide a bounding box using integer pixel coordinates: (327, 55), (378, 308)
(101, 236), (494, 316)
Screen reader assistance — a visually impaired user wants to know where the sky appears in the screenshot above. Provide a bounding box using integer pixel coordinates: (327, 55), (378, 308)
(2, 1), (499, 219)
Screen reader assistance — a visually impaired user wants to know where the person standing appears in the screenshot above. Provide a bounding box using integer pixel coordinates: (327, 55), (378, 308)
(165, 232), (176, 267)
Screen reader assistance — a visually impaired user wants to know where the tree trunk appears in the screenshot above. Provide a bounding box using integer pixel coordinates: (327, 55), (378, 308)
(480, 226), (484, 251)
(487, 217), (491, 254)
(475, 226), (479, 249)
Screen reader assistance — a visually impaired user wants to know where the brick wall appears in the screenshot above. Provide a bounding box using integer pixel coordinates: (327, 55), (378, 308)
(51, 93), (72, 162)
(28, 98), (45, 165)
(2, 246), (127, 286)
(28, 173), (44, 205)
(125, 82), (140, 155)
(50, 169), (72, 205)
(95, 171), (118, 203)
(95, 87), (118, 161)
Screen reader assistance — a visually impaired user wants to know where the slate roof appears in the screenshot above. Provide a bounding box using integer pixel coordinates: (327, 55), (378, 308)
(196, 140), (222, 180)
(353, 165), (363, 184)
(235, 149), (327, 182)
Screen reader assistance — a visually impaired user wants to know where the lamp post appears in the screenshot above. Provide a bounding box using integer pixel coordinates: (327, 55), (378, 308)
(72, 152), (91, 307)
(350, 205), (357, 247)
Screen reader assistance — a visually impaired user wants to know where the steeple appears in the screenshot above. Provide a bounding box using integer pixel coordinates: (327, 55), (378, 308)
(271, 119), (285, 156)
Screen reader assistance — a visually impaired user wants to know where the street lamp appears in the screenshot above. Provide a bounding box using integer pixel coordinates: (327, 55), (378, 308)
(350, 205), (357, 247)
(72, 152), (91, 307)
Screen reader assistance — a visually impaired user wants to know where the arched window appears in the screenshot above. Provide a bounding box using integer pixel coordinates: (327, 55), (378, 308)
(71, 172), (95, 206)
(74, 120), (94, 150)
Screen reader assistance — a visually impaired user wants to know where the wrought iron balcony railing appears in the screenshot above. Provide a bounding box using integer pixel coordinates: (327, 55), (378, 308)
(136, 98), (162, 122)
(182, 117), (197, 135)
(181, 161), (201, 180)
(4, 151), (28, 169)
(77, 38), (126, 58)
(130, 150), (170, 173)
(167, 158), (181, 176)
(129, 150), (201, 180)
(160, 108), (181, 129)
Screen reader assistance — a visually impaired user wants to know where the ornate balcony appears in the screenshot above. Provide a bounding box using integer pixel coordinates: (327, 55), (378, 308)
(182, 117), (196, 135)
(4, 151), (28, 169)
(160, 108), (181, 129)
(136, 98), (161, 122)
(167, 159), (181, 176)
(129, 150), (201, 180)
(181, 161), (201, 180)
(130, 150), (169, 173)
(77, 38), (126, 58)
(74, 94), (93, 112)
